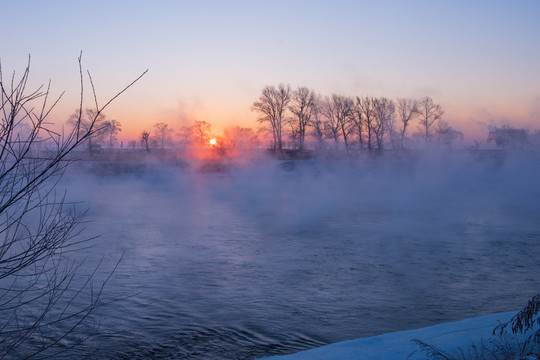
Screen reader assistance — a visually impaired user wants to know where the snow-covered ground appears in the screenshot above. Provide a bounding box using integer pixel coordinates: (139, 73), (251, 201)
(258, 312), (515, 360)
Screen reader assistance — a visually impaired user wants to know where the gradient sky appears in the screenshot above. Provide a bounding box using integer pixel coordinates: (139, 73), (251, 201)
(2, 0), (539, 141)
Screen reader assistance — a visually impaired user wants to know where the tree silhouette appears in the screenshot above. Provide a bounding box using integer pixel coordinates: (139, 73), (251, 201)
(417, 96), (444, 145)
(289, 87), (316, 151)
(252, 84), (291, 151)
(396, 98), (419, 150)
(104, 119), (122, 148)
(153, 122), (173, 151)
(372, 97), (396, 152)
(356, 96), (376, 153)
(141, 130), (151, 152)
(191, 120), (212, 145)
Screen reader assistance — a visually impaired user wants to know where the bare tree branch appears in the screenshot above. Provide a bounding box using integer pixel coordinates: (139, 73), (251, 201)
(0, 54), (146, 358)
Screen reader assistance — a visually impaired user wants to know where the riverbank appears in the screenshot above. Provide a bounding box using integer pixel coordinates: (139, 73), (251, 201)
(258, 312), (517, 360)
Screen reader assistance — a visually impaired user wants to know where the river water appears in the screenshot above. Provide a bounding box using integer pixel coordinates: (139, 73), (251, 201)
(59, 153), (540, 359)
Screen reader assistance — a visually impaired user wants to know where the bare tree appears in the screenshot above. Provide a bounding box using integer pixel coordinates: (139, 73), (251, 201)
(177, 125), (194, 145)
(396, 98), (419, 150)
(223, 126), (259, 151)
(372, 97), (396, 152)
(104, 119), (122, 148)
(153, 122), (173, 151)
(288, 86), (316, 151)
(417, 96), (444, 145)
(435, 120), (463, 149)
(251, 84), (291, 151)
(356, 96), (376, 153)
(141, 130), (151, 152)
(310, 97), (326, 146)
(351, 98), (364, 150)
(287, 122), (301, 149)
(321, 96), (340, 145)
(0, 54), (146, 358)
(191, 120), (211, 145)
(67, 108), (107, 152)
(332, 94), (354, 152)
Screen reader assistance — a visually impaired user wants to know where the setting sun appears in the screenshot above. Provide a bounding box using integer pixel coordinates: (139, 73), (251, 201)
(209, 138), (216, 145)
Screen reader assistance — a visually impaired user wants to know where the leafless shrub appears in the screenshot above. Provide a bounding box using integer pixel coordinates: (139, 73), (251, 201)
(410, 337), (530, 360)
(494, 294), (540, 354)
(410, 294), (540, 360)
(0, 54), (146, 358)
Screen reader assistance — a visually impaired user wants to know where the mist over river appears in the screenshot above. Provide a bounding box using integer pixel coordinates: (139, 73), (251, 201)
(60, 152), (540, 359)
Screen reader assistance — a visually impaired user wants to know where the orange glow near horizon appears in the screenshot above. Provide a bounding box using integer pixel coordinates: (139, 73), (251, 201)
(96, 104), (255, 142)
(48, 92), (538, 146)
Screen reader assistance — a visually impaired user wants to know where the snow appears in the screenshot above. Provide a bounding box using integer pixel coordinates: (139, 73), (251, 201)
(258, 312), (516, 360)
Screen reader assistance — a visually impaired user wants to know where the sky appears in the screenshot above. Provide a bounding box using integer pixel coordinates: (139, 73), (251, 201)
(1, 0), (540, 141)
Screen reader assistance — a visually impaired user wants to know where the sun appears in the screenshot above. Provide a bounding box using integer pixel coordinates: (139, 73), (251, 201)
(209, 138), (216, 145)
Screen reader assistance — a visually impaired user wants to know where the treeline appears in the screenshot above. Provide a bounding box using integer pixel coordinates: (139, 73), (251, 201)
(64, 112), (258, 154)
(137, 121), (259, 153)
(487, 125), (540, 150)
(64, 89), (540, 156)
(251, 84), (464, 153)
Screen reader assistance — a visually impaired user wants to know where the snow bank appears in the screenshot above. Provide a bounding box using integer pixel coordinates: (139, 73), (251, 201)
(258, 312), (515, 360)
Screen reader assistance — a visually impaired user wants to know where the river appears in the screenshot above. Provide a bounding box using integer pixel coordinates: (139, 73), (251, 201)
(57, 153), (540, 359)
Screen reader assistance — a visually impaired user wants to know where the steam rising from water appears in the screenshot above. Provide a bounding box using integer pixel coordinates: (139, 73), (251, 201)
(61, 150), (540, 359)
